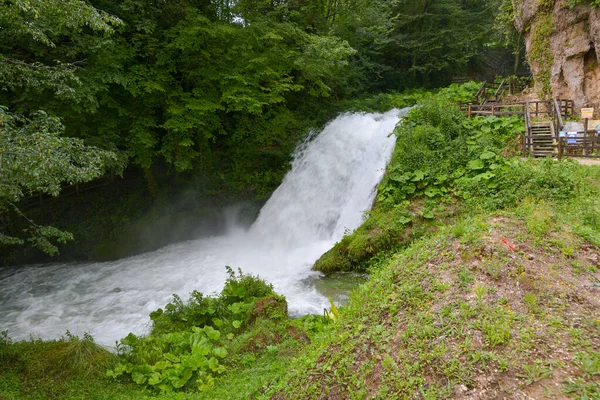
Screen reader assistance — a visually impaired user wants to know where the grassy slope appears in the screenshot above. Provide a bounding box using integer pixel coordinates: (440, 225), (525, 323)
(271, 203), (600, 398)
(268, 88), (600, 398)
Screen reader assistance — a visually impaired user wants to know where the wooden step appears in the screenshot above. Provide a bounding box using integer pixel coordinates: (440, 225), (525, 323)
(526, 119), (556, 158)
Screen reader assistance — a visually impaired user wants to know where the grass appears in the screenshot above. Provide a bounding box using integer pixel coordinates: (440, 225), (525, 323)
(3, 172), (600, 399)
(0, 321), (317, 400)
(268, 209), (600, 398)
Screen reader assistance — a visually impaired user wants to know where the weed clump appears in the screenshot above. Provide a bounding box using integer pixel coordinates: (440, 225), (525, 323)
(0, 331), (116, 399)
(107, 267), (326, 393)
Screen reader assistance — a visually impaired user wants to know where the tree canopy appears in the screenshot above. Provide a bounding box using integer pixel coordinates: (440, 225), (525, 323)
(0, 0), (520, 257)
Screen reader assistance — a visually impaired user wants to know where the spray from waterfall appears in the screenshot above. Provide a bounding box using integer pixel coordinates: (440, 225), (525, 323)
(0, 109), (406, 345)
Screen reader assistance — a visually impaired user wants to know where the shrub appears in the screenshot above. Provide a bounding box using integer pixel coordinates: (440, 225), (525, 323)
(109, 268), (284, 392)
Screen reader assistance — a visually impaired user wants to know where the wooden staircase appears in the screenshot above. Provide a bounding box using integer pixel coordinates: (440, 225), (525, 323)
(461, 94), (576, 159)
(528, 122), (556, 157)
(522, 99), (573, 158)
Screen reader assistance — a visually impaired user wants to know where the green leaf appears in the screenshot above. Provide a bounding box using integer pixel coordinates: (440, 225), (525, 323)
(227, 302), (246, 315)
(171, 367), (193, 388)
(204, 326), (221, 340)
(402, 183), (416, 194)
(420, 209), (434, 219)
(480, 151), (496, 160)
(467, 159), (485, 170)
(197, 375), (215, 391)
(398, 216), (412, 225)
(164, 353), (180, 363)
(148, 372), (164, 386)
(152, 361), (171, 371)
(186, 353), (208, 369)
(192, 343), (210, 356)
(474, 172), (496, 181)
(232, 320), (242, 329)
(411, 170), (425, 181)
(213, 347), (228, 358)
(124, 363), (134, 374)
(390, 173), (407, 183)
(208, 357), (220, 372)
(132, 371), (148, 385)
(424, 187), (441, 198)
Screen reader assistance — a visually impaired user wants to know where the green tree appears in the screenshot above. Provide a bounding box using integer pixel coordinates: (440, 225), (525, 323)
(496, 0), (526, 74)
(0, 108), (125, 254)
(381, 0), (499, 86)
(0, 0), (124, 255)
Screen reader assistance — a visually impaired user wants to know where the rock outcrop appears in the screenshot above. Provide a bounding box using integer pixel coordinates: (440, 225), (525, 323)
(514, 0), (600, 111)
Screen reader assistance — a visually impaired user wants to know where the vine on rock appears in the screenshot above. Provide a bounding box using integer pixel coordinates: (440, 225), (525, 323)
(528, 0), (555, 97)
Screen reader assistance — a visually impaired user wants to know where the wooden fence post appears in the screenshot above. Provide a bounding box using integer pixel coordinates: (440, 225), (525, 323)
(584, 119), (589, 156)
(557, 138), (562, 160)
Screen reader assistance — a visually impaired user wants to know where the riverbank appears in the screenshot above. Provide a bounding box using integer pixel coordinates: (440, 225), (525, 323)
(273, 210), (600, 398)
(271, 87), (600, 398)
(2, 84), (600, 399)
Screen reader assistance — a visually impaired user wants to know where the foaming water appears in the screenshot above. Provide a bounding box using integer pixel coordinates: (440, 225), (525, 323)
(0, 109), (406, 345)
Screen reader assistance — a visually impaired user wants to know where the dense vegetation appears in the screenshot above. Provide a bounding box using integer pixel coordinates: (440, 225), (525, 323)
(3, 83), (600, 399)
(0, 0), (520, 263)
(1, 268), (334, 399)
(4, 0), (600, 397)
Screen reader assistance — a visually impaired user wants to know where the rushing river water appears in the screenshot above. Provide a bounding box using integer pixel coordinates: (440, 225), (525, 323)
(0, 109), (406, 346)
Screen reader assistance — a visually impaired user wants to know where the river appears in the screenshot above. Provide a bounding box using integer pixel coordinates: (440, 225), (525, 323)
(0, 109), (405, 346)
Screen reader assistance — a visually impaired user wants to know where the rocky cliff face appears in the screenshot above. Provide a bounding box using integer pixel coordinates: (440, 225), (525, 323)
(514, 0), (600, 110)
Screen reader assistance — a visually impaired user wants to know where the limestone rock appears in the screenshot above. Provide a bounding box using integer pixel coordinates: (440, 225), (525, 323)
(514, 0), (600, 112)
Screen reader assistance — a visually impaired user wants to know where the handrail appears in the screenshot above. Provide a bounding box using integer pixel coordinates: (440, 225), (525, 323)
(558, 130), (600, 160)
(523, 102), (532, 157)
(475, 81), (487, 105)
(553, 98), (564, 134)
(494, 79), (506, 102)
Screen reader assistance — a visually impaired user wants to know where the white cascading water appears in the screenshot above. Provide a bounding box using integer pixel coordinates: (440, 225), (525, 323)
(0, 109), (406, 346)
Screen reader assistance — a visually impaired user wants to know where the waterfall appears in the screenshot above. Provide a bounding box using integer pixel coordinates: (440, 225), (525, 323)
(0, 109), (406, 345)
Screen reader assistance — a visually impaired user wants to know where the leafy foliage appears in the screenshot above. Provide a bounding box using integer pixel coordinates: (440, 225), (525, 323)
(378, 84), (523, 211)
(316, 83), (531, 273)
(108, 268), (286, 392)
(0, 0), (523, 261)
(0, 107), (125, 254)
(149, 267), (277, 335)
(380, 0), (501, 86)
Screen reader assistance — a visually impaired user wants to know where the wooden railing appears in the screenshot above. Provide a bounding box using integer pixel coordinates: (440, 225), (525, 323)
(461, 94), (580, 159)
(557, 120), (600, 159)
(523, 103), (533, 157)
(558, 133), (600, 159)
(466, 102), (525, 117)
(461, 98), (575, 158)
(554, 99), (575, 119)
(459, 75), (533, 109)
(507, 75), (533, 95)
(475, 81), (488, 105)
(494, 79), (507, 102)
(466, 99), (573, 119)
(553, 99), (566, 134)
